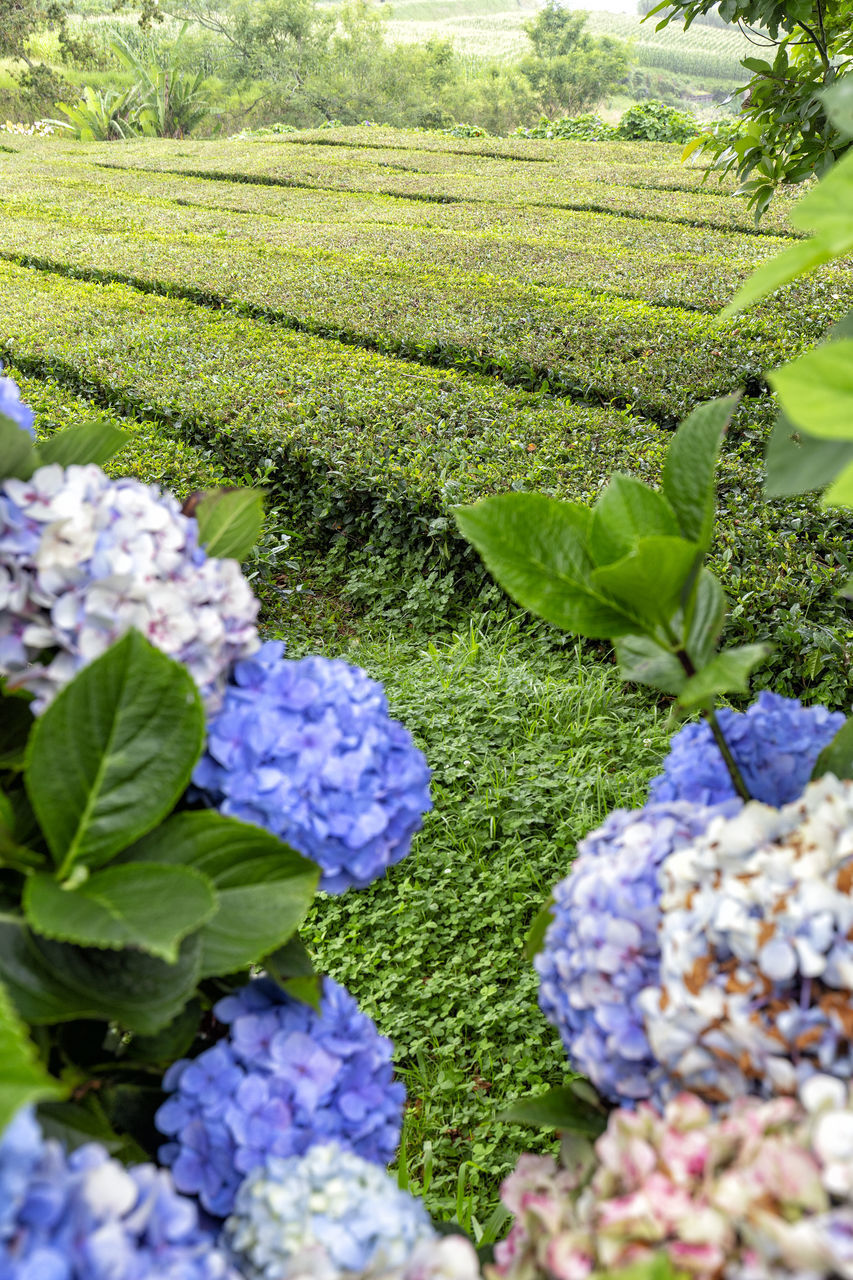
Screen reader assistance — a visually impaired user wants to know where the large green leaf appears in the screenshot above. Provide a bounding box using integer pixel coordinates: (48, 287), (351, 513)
(25, 631), (205, 877)
(454, 494), (643, 638)
(195, 488), (265, 561)
(661, 396), (737, 548)
(37, 421), (130, 468)
(588, 474), (678, 566)
(591, 537), (701, 625)
(499, 1085), (606, 1136)
(684, 569), (726, 669)
(124, 812), (318, 977)
(0, 415), (39, 481)
(0, 919), (202, 1034)
(812, 717), (853, 782)
(719, 239), (838, 318)
(263, 936), (322, 1010)
(765, 414), (853, 497)
(0, 693), (34, 770)
(771, 342), (853, 441)
(825, 78), (853, 136)
(824, 458), (853, 508)
(677, 644), (771, 711)
(23, 863), (217, 962)
(0, 975), (64, 1135)
(613, 635), (686, 694)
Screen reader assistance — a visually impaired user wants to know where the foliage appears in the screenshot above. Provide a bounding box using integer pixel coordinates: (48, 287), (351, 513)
(518, 2), (630, 118)
(50, 84), (142, 140)
(513, 112), (617, 139)
(615, 98), (698, 141)
(111, 27), (211, 138)
(653, 0), (853, 216)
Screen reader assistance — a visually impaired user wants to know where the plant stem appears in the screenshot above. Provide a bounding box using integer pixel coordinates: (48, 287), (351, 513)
(675, 648), (752, 801)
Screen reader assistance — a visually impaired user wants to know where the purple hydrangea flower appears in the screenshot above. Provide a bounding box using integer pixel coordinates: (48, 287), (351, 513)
(535, 801), (731, 1106)
(0, 464), (259, 712)
(0, 372), (35, 440)
(156, 976), (405, 1218)
(0, 1109), (238, 1279)
(192, 642), (432, 893)
(649, 691), (844, 808)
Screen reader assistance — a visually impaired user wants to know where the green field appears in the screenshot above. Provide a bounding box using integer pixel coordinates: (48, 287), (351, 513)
(3, 126), (853, 1227)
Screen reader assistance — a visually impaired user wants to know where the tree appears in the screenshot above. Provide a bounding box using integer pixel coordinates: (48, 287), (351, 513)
(650, 0), (853, 216)
(519, 2), (629, 118)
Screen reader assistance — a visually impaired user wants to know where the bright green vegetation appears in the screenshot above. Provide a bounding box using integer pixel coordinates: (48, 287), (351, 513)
(4, 126), (853, 1226)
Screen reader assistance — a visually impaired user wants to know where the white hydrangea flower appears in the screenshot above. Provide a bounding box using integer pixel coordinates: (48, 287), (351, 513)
(0, 464), (259, 712)
(641, 776), (853, 1104)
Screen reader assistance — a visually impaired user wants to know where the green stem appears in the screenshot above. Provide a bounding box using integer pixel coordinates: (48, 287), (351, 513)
(675, 648), (752, 802)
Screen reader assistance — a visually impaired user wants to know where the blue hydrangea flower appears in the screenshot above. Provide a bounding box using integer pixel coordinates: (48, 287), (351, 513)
(0, 372), (35, 440)
(535, 801), (729, 1107)
(224, 1142), (435, 1280)
(192, 641), (432, 893)
(0, 1109), (238, 1279)
(156, 976), (405, 1218)
(648, 691), (844, 808)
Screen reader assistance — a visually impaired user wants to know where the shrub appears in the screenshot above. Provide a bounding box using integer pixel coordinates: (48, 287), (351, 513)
(616, 98), (700, 142)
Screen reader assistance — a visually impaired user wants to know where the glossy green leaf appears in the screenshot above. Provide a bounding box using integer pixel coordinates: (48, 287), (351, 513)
(25, 632), (205, 876)
(195, 488), (265, 561)
(677, 644), (771, 711)
(124, 811), (318, 977)
(37, 421), (130, 468)
(0, 975), (64, 1135)
(765, 414), (853, 497)
(499, 1085), (606, 1135)
(23, 864), (217, 962)
(0, 415), (39, 481)
(613, 635), (686, 694)
(125, 999), (204, 1066)
(812, 716), (853, 781)
(0, 919), (202, 1034)
(588, 474), (678, 566)
(264, 938), (322, 1010)
(662, 396), (737, 548)
(591, 537), (701, 624)
(788, 148), (853, 239)
(684, 570), (726, 668)
(454, 493), (644, 638)
(770, 342), (853, 441)
(37, 1097), (141, 1158)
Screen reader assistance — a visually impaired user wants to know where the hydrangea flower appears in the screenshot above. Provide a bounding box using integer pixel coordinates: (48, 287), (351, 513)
(641, 775), (853, 1105)
(489, 1091), (851, 1280)
(156, 976), (405, 1217)
(0, 1108), (238, 1279)
(224, 1142), (438, 1280)
(535, 801), (729, 1106)
(192, 641), (432, 893)
(0, 372), (35, 440)
(648, 691), (843, 808)
(0, 464), (259, 712)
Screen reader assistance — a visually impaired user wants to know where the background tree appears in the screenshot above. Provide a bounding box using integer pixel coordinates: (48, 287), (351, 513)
(651, 0), (853, 215)
(519, 1), (629, 118)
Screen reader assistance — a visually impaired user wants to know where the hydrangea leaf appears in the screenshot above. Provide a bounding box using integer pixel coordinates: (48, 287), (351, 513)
(37, 1097), (144, 1159)
(0, 918), (202, 1034)
(676, 644), (772, 711)
(36, 421), (130, 468)
(263, 936), (322, 1011)
(123, 811), (318, 977)
(0, 692), (33, 771)
(499, 1085), (606, 1135)
(588, 473), (679, 567)
(765, 414), (853, 497)
(770, 342), (853, 440)
(0, 414), (39, 481)
(684, 569), (726, 668)
(661, 395), (737, 548)
(0, 975), (64, 1135)
(522, 896), (555, 961)
(23, 864), (218, 963)
(195, 488), (265, 561)
(454, 493), (644, 638)
(591, 537), (701, 625)
(25, 631), (205, 877)
(613, 635), (686, 693)
(812, 716), (853, 782)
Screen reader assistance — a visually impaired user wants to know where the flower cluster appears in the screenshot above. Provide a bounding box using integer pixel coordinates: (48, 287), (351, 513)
(490, 1088), (853, 1280)
(156, 976), (406, 1217)
(225, 1142), (436, 1280)
(0, 120), (54, 135)
(535, 802), (728, 1106)
(193, 641), (432, 893)
(641, 774), (853, 1104)
(0, 1108), (238, 1280)
(648, 691), (843, 808)
(0, 373), (35, 440)
(0, 463), (259, 711)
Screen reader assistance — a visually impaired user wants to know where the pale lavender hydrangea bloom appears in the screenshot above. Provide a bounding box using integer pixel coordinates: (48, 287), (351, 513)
(0, 464), (259, 711)
(156, 977), (405, 1218)
(648, 691), (843, 808)
(535, 801), (730, 1106)
(192, 641), (432, 893)
(0, 371), (35, 440)
(224, 1142), (439, 1280)
(642, 775), (853, 1105)
(0, 1109), (238, 1279)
